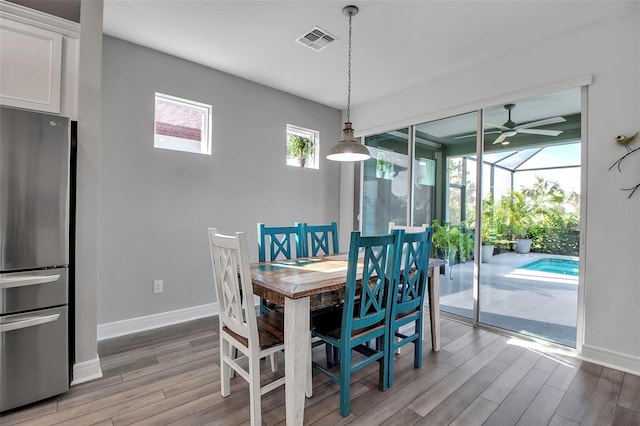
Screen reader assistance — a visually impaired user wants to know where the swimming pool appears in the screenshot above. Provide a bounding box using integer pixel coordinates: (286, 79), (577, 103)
(520, 258), (579, 276)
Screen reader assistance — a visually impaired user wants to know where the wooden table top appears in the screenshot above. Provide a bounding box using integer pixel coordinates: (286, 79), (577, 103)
(250, 254), (445, 301)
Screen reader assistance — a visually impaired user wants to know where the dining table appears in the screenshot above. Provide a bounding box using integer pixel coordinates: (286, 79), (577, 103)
(250, 253), (446, 426)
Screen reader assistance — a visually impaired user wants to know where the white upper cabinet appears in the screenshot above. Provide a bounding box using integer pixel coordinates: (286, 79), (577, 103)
(0, 2), (79, 118)
(0, 19), (63, 113)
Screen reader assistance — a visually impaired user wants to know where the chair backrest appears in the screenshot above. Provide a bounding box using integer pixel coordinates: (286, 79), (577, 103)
(388, 222), (428, 233)
(257, 223), (305, 262)
(342, 230), (403, 334)
(301, 222), (339, 257)
(208, 228), (258, 343)
(393, 228), (433, 315)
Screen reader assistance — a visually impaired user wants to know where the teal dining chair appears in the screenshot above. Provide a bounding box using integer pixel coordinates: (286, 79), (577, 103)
(387, 227), (433, 388)
(257, 223), (305, 314)
(257, 223), (305, 262)
(301, 222), (339, 256)
(301, 222), (340, 367)
(311, 229), (403, 417)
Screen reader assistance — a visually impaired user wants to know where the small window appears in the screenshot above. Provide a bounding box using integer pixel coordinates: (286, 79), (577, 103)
(154, 93), (212, 155)
(286, 124), (319, 169)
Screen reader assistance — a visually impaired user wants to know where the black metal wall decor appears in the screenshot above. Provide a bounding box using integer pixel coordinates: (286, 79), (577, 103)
(608, 131), (639, 198)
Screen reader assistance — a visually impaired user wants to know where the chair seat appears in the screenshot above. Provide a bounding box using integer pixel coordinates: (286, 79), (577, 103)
(395, 306), (420, 321)
(223, 310), (285, 350)
(312, 306), (385, 341)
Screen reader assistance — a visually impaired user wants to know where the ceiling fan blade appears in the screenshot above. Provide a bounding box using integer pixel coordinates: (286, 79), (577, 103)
(517, 128), (563, 136)
(454, 133), (476, 139)
(455, 131), (501, 139)
(484, 122), (509, 130)
(492, 134), (507, 145)
(515, 116), (566, 129)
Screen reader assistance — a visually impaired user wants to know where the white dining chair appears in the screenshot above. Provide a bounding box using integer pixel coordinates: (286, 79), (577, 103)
(208, 228), (287, 426)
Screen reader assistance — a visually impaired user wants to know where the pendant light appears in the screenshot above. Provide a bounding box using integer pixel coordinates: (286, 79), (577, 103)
(326, 5), (371, 162)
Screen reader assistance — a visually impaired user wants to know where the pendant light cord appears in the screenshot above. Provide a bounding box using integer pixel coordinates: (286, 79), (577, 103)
(327, 5), (369, 161)
(346, 11), (352, 123)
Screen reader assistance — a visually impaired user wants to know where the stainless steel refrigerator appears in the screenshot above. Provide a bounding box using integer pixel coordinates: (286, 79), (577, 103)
(0, 106), (71, 412)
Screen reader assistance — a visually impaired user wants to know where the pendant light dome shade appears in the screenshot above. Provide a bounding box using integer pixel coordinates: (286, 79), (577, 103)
(327, 122), (370, 161)
(326, 5), (370, 162)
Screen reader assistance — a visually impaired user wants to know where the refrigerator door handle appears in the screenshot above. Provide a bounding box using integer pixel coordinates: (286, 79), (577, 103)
(0, 274), (61, 289)
(0, 313), (61, 333)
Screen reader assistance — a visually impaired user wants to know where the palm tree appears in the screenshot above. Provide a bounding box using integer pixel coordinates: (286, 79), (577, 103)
(521, 176), (580, 255)
(522, 176), (565, 207)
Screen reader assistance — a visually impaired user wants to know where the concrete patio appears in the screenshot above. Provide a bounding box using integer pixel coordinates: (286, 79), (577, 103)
(436, 251), (579, 347)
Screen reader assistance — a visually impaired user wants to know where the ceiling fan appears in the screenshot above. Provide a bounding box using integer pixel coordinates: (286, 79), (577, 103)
(486, 103), (566, 144)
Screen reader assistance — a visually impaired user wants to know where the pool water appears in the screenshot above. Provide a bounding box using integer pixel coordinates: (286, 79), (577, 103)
(520, 258), (579, 276)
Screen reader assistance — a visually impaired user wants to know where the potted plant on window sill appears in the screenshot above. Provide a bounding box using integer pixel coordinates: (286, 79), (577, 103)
(287, 134), (314, 168)
(376, 158), (386, 178)
(383, 161), (394, 180)
(376, 158), (394, 180)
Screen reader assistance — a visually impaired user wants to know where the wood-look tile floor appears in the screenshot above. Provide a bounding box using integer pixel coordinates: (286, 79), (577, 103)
(2, 315), (639, 425)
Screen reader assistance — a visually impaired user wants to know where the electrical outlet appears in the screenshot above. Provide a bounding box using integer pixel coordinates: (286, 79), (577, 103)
(153, 280), (163, 294)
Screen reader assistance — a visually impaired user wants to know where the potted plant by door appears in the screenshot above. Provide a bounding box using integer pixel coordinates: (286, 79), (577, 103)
(479, 195), (504, 263)
(431, 220), (473, 279)
(481, 227), (497, 263)
(432, 220), (458, 279)
(287, 134), (314, 168)
(512, 230), (532, 254)
(500, 190), (533, 254)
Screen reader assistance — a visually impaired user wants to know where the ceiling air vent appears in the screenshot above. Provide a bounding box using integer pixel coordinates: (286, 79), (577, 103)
(296, 27), (336, 52)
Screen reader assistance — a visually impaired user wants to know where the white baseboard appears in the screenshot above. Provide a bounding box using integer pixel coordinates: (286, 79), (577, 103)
(581, 344), (640, 376)
(71, 355), (103, 385)
(97, 303), (219, 341)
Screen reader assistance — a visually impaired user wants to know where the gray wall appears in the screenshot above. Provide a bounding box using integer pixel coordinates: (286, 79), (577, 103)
(99, 36), (341, 324)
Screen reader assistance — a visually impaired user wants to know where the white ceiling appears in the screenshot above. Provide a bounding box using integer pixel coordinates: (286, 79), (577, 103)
(103, 1), (637, 111)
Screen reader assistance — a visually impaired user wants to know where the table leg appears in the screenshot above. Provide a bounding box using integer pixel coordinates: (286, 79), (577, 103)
(428, 265), (441, 351)
(284, 296), (310, 426)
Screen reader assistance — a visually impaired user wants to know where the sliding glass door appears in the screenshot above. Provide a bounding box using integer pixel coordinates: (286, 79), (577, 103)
(361, 129), (409, 235)
(359, 87), (582, 348)
(414, 112), (478, 319)
(478, 89), (581, 347)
